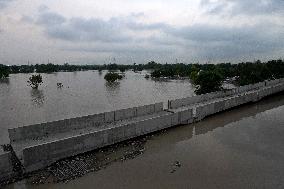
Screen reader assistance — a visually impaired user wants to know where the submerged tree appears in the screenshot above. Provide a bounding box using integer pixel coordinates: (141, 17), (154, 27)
(27, 74), (43, 89)
(104, 72), (123, 82)
(193, 70), (223, 95)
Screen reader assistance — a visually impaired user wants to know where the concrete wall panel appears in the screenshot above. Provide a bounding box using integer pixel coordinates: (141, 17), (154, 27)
(169, 91), (226, 109)
(266, 79), (280, 86)
(137, 104), (155, 117)
(104, 111), (115, 123)
(123, 123), (137, 139)
(114, 108), (137, 121)
(0, 149), (14, 182)
(178, 108), (193, 124)
(154, 102), (164, 112)
(170, 112), (179, 126)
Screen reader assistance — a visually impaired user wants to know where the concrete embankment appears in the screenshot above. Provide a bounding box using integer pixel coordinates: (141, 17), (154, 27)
(1, 78), (284, 183)
(0, 147), (14, 183)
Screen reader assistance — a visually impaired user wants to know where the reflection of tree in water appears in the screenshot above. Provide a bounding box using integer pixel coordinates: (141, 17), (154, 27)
(0, 78), (10, 85)
(104, 82), (121, 107)
(105, 82), (120, 95)
(30, 89), (45, 107)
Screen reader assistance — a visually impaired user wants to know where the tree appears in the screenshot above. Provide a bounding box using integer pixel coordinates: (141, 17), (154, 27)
(119, 67), (126, 73)
(28, 74), (43, 89)
(193, 70), (223, 95)
(104, 72), (123, 82)
(0, 64), (10, 79)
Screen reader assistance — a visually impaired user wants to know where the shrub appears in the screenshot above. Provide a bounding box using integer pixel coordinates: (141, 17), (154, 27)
(28, 74), (43, 89)
(104, 72), (123, 82)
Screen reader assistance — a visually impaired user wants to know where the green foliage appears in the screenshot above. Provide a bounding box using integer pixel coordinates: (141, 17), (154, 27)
(189, 71), (198, 82)
(10, 65), (34, 73)
(36, 63), (59, 73)
(104, 72), (123, 82)
(236, 60), (284, 85)
(0, 64), (10, 79)
(194, 70), (224, 95)
(119, 67), (126, 73)
(3, 59), (284, 90)
(189, 65), (199, 82)
(27, 74), (43, 89)
(150, 63), (192, 78)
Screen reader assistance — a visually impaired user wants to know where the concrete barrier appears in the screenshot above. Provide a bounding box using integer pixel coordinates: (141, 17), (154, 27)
(22, 111), (178, 172)
(8, 113), (106, 143)
(0, 147), (14, 182)
(114, 107), (137, 121)
(195, 90), (259, 121)
(168, 81), (267, 110)
(9, 102), (164, 143)
(177, 108), (194, 124)
(6, 78), (284, 175)
(169, 91), (226, 109)
(265, 79), (280, 86)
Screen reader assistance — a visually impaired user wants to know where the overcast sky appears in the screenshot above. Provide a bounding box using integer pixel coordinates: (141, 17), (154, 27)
(0, 0), (283, 65)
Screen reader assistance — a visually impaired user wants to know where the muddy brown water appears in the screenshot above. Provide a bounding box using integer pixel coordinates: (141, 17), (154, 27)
(4, 92), (284, 189)
(0, 71), (194, 144)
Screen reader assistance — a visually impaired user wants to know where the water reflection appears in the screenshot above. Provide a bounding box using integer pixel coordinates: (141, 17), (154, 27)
(0, 78), (10, 85)
(104, 82), (120, 95)
(30, 89), (45, 107)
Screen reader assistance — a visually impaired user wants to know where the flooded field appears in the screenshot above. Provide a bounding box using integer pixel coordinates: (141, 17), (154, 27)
(4, 92), (284, 189)
(0, 71), (194, 144)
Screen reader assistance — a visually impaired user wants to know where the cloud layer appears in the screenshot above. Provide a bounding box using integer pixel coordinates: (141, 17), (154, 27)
(0, 0), (283, 64)
(200, 0), (284, 15)
(0, 0), (14, 9)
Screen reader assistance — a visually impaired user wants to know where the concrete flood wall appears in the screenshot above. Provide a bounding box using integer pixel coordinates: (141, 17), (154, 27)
(8, 102), (163, 143)
(168, 81), (273, 110)
(0, 147), (14, 183)
(168, 91), (226, 109)
(195, 81), (284, 121)
(21, 110), (190, 172)
(195, 91), (258, 121)
(2, 78), (284, 177)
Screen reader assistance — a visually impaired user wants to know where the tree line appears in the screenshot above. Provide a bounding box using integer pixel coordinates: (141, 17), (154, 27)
(1, 59), (283, 94)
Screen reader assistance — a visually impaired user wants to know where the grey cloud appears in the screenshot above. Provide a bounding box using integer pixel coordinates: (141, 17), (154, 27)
(127, 22), (168, 31)
(63, 44), (173, 54)
(162, 22), (284, 60)
(34, 8), (130, 42)
(201, 0), (284, 16)
(34, 7), (168, 43)
(165, 23), (277, 43)
(46, 17), (130, 42)
(0, 0), (14, 9)
(31, 5), (283, 63)
(36, 11), (66, 25)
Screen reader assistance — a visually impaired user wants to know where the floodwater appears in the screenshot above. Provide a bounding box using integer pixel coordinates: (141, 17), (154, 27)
(5, 91), (284, 189)
(0, 71), (194, 144)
